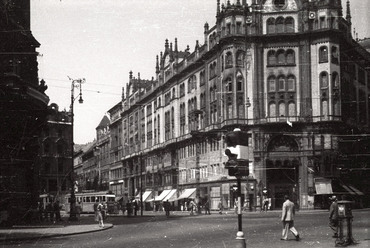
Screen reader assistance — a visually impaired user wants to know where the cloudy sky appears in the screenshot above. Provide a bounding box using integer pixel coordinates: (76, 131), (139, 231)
(30, 0), (370, 144)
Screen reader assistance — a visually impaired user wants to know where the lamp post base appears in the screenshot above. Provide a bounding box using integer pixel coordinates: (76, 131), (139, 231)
(235, 231), (246, 248)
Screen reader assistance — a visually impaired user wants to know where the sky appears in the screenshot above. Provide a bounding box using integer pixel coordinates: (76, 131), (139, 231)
(30, 0), (370, 144)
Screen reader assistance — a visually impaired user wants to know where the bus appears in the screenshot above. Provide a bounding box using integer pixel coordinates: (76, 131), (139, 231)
(65, 191), (116, 213)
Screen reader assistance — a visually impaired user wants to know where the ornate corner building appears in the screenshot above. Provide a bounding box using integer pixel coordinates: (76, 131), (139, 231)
(0, 0), (50, 221)
(78, 0), (370, 211)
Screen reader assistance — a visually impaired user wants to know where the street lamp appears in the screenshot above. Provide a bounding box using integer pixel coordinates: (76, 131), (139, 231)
(68, 77), (85, 221)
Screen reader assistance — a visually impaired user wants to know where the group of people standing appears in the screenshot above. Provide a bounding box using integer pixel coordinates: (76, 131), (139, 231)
(38, 200), (62, 223)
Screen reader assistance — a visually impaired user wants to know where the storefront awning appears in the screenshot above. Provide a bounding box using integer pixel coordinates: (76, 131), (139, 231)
(147, 189), (171, 202)
(115, 197), (123, 202)
(348, 185), (364, 196)
(164, 189), (177, 202)
(136, 191), (152, 202)
(175, 188), (196, 201)
(314, 178), (333, 195)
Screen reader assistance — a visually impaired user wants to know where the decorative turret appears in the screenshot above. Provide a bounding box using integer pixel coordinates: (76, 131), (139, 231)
(346, 0), (352, 25)
(156, 55), (160, 74)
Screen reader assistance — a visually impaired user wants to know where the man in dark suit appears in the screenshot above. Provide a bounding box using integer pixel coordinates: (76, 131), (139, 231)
(329, 195), (339, 238)
(281, 195), (300, 241)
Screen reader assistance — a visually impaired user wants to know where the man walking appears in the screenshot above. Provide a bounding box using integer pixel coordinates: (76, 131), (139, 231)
(281, 195), (300, 241)
(329, 195), (339, 238)
(163, 200), (170, 217)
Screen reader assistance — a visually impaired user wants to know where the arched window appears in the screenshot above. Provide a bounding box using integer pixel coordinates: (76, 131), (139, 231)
(276, 17), (284, 33)
(287, 75), (295, 91)
(321, 99), (328, 118)
(286, 50), (295, 64)
(268, 76), (276, 92)
(227, 96), (233, 119)
(319, 46), (328, 63)
(237, 75), (243, 91)
(279, 101), (286, 116)
(225, 52), (233, 68)
(277, 50), (285, 64)
(332, 72), (339, 88)
(267, 18), (275, 34)
(288, 101), (296, 117)
(333, 99), (340, 116)
(269, 102), (276, 117)
(331, 46), (339, 64)
(320, 72), (328, 88)
(285, 17), (294, 33)
(225, 77), (233, 92)
(236, 51), (244, 67)
(267, 50), (276, 66)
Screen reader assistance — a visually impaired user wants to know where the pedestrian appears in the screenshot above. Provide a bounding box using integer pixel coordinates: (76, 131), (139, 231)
(218, 201), (223, 215)
(189, 199), (196, 215)
(281, 195), (300, 241)
(53, 200), (62, 222)
(163, 200), (170, 217)
(46, 202), (54, 222)
(96, 201), (104, 228)
(329, 195), (339, 238)
(132, 199), (138, 216)
(93, 199), (99, 221)
(263, 198), (269, 212)
(204, 199), (211, 215)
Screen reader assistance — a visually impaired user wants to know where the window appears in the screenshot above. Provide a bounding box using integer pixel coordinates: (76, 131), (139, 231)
(278, 76), (285, 91)
(267, 50), (276, 66)
(276, 17), (284, 33)
(279, 102), (286, 116)
(319, 46), (328, 63)
(225, 78), (232, 92)
(331, 46), (339, 64)
(274, 0), (286, 9)
(286, 50), (295, 64)
(287, 75), (295, 91)
(236, 52), (244, 67)
(267, 18), (275, 34)
(225, 52), (233, 68)
(237, 76), (243, 91)
(285, 17), (294, 33)
(332, 72), (339, 88)
(277, 50), (285, 64)
(288, 102), (296, 116)
(320, 72), (328, 88)
(319, 16), (326, 29)
(236, 22), (242, 34)
(268, 76), (276, 92)
(269, 102), (276, 117)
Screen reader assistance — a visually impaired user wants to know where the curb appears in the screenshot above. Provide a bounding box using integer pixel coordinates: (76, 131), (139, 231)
(0, 224), (113, 243)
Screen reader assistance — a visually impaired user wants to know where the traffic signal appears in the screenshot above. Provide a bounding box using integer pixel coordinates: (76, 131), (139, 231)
(224, 129), (250, 177)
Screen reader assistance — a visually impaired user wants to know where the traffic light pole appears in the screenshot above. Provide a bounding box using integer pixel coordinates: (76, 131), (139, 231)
(235, 176), (246, 248)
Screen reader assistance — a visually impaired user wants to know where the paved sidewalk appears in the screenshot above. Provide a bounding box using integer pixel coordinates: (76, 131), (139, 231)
(0, 215), (113, 243)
